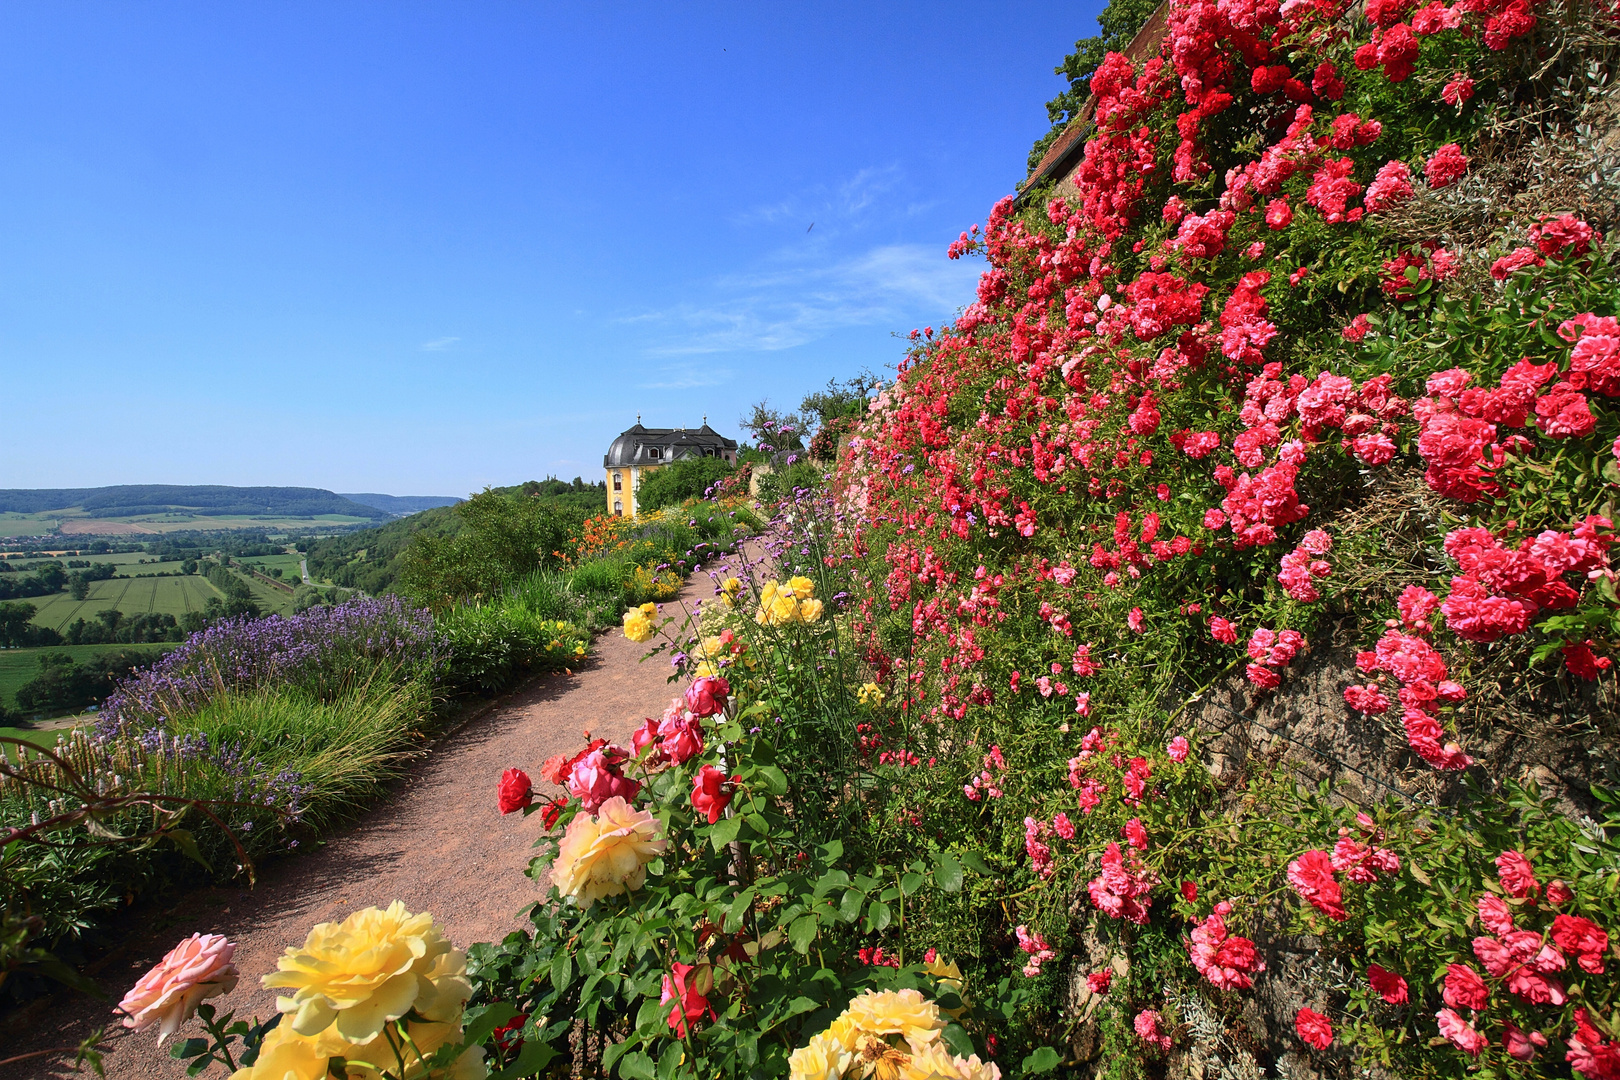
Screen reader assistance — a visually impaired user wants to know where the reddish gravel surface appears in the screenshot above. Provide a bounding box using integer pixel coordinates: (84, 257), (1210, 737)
(3, 573), (727, 1080)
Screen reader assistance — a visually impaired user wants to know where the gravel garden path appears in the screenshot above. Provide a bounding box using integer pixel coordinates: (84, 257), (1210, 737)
(4, 570), (734, 1080)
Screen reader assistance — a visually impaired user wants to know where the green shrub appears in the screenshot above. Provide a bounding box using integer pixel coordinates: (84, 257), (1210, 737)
(755, 460), (823, 504)
(438, 603), (589, 695)
(632, 457), (736, 510)
(398, 489), (586, 608)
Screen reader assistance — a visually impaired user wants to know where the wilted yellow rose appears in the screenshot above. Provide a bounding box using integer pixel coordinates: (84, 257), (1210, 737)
(798, 598), (825, 623)
(923, 956), (966, 1018)
(787, 575), (816, 599)
(623, 609), (654, 642)
(551, 795), (667, 908)
(843, 989), (943, 1044)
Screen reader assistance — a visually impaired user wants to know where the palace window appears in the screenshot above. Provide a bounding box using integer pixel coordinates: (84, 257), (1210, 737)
(612, 472), (622, 491)
(613, 500), (622, 516)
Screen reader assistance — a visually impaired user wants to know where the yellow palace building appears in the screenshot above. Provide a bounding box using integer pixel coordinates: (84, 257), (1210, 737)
(603, 417), (739, 516)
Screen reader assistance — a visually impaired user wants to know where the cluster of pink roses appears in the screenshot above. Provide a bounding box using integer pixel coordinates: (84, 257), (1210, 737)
(1015, 925), (1056, 977)
(1346, 627), (1472, 769)
(1285, 814), (1400, 921)
(1356, 849), (1617, 1073)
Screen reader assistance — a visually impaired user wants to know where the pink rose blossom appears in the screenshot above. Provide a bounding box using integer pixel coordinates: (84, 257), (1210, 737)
(118, 934), (239, 1044)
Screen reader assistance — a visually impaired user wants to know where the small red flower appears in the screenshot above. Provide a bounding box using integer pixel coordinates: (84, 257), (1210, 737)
(497, 769), (533, 815)
(1368, 964), (1409, 1005)
(691, 764), (739, 824)
(1496, 849), (1540, 897)
(660, 963), (714, 1037)
(685, 676), (731, 718)
(1295, 1007), (1333, 1050)
(492, 1012), (528, 1053)
(527, 794), (561, 830)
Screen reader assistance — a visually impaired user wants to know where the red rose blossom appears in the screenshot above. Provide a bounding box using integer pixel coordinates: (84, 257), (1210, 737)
(497, 768), (533, 815)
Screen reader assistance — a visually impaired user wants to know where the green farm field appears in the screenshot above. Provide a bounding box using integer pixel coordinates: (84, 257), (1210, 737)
(0, 642), (173, 711)
(237, 552), (305, 581)
(23, 575), (223, 631)
(227, 565), (298, 611)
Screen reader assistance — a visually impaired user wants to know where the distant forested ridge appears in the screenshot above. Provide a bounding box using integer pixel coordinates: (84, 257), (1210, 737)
(0, 485), (390, 519)
(337, 493), (464, 516)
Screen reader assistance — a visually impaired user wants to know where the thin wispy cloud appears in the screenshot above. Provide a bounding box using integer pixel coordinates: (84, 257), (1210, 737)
(639, 362), (736, 389)
(730, 165), (904, 232)
(420, 336), (459, 351)
(634, 243), (978, 356)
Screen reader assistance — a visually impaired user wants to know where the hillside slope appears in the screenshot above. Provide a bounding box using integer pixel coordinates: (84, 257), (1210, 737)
(337, 493), (463, 516)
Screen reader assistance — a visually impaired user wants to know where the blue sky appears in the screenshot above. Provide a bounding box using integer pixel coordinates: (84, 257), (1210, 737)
(0, 2), (1097, 496)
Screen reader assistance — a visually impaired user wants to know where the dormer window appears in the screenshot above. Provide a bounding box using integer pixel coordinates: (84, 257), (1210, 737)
(647, 447), (662, 460)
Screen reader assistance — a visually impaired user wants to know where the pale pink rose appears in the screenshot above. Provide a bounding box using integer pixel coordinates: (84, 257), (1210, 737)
(118, 933), (239, 1043)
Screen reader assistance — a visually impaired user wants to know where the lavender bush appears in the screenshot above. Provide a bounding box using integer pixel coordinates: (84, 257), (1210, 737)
(96, 596), (446, 738)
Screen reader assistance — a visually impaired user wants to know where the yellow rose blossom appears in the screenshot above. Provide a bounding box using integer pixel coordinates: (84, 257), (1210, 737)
(639, 602), (659, 617)
(755, 579), (813, 625)
(798, 597), (825, 623)
(787, 575), (816, 599)
(790, 1016), (860, 1080)
(551, 795), (667, 908)
(721, 577), (743, 606)
(230, 1023), (337, 1080)
(902, 1042), (1000, 1080)
(235, 1012), (488, 1080)
(842, 989), (943, 1044)
(262, 902), (462, 1044)
(790, 990), (997, 1080)
(622, 608), (654, 643)
(857, 682), (885, 706)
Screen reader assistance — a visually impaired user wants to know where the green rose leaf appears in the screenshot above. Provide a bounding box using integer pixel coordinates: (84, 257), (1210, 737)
(1022, 1046), (1063, 1074)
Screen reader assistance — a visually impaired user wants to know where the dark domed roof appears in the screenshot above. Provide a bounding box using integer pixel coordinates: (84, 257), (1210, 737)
(604, 423), (738, 468)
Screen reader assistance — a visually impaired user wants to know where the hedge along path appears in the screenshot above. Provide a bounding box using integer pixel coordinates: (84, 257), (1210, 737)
(3, 565), (743, 1080)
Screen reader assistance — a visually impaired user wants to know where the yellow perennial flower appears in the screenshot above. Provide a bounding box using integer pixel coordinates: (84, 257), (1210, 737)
(787, 575), (816, 599)
(799, 597), (825, 623)
(262, 902), (462, 1044)
(857, 682), (885, 706)
(551, 795), (667, 908)
(623, 608), (654, 642)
